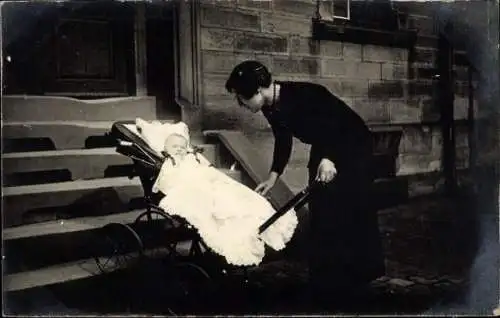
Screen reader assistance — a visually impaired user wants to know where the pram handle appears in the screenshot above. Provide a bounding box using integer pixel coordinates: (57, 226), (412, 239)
(258, 181), (321, 235)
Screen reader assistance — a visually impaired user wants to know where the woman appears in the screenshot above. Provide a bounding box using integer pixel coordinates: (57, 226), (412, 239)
(225, 61), (385, 310)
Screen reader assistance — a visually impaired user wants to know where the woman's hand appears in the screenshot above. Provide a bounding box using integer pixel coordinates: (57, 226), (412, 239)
(315, 158), (337, 183)
(255, 172), (279, 195)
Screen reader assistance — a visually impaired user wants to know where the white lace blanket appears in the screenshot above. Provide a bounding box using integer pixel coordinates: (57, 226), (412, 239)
(153, 160), (298, 266)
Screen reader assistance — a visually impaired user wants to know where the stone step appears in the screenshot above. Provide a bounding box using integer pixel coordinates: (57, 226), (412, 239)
(2, 169), (242, 228)
(4, 243), (194, 292)
(2, 148), (131, 183)
(2, 145), (218, 185)
(2, 95), (157, 122)
(3, 214), (201, 276)
(4, 210), (143, 241)
(2, 120), (172, 152)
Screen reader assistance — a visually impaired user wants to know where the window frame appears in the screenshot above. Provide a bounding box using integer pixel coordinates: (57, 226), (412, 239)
(332, 0), (351, 21)
(313, 0), (417, 48)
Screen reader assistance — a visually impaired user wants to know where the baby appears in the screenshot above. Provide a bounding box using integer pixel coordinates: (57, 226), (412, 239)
(161, 132), (211, 168)
(153, 121), (209, 168)
(162, 133), (189, 164)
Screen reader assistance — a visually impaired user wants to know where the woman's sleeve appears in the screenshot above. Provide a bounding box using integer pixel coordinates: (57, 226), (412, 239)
(268, 117), (293, 176)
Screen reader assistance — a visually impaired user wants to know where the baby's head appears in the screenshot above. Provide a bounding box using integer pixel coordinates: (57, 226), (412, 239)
(163, 133), (188, 159)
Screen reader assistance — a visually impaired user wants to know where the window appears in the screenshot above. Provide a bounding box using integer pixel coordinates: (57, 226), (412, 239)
(333, 0), (350, 20)
(313, 0), (417, 48)
(317, 0), (350, 22)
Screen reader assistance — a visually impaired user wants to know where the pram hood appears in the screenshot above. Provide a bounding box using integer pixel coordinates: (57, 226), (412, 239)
(110, 119), (210, 171)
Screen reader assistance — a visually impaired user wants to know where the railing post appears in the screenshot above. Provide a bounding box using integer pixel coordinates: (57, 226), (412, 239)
(437, 27), (457, 196)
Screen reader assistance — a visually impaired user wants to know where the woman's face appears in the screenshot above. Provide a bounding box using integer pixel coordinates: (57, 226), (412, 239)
(237, 91), (265, 113)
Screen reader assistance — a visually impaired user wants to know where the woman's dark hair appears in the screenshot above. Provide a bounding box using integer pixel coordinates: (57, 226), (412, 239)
(225, 60), (272, 100)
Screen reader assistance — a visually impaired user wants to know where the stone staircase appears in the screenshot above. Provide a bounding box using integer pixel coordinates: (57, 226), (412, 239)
(1, 96), (247, 297)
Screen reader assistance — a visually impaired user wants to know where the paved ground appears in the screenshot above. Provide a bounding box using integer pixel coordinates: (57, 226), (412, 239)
(6, 192), (493, 316)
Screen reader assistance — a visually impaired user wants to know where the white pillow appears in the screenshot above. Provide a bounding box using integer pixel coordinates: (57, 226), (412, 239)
(135, 118), (192, 155)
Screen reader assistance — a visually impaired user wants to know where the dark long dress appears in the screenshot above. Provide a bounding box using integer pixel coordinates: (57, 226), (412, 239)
(262, 81), (385, 302)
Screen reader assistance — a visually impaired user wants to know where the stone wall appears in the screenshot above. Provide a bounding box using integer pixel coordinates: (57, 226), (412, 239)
(199, 0), (475, 177)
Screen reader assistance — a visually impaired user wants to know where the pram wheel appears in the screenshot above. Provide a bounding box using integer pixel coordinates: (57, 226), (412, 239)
(134, 208), (206, 261)
(133, 208), (182, 258)
(166, 262), (214, 314)
(93, 223), (144, 274)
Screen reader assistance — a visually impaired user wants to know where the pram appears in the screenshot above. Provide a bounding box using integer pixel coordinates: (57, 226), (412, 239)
(91, 120), (315, 313)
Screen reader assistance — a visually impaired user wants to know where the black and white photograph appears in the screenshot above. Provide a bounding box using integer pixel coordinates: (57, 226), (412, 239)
(2, 0), (499, 316)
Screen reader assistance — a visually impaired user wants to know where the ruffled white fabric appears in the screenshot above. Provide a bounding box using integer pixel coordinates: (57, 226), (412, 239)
(134, 118), (299, 266)
(154, 160), (298, 266)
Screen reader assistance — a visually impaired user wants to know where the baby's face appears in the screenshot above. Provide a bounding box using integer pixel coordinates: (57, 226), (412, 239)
(164, 134), (188, 158)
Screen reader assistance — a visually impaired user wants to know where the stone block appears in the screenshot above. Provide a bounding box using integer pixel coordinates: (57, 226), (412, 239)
(342, 42), (362, 61)
(408, 15), (436, 36)
(368, 81), (404, 99)
(420, 98), (440, 122)
(201, 28), (235, 50)
(200, 0), (236, 8)
(351, 99), (391, 123)
(393, 1), (435, 16)
(400, 126), (434, 154)
(413, 48), (436, 64)
(272, 0), (317, 16)
(396, 154), (441, 175)
(203, 97), (271, 131)
(409, 80), (433, 97)
(454, 97), (469, 120)
(453, 96), (470, 120)
(340, 80), (369, 97)
(200, 6), (260, 31)
(455, 125), (470, 148)
(254, 54), (274, 70)
(387, 99), (421, 123)
(346, 62), (382, 80)
(202, 51), (256, 74)
(415, 35), (438, 48)
(381, 63), (408, 80)
(362, 45), (408, 63)
(236, 0), (272, 10)
(289, 36), (320, 56)
(261, 13), (312, 36)
(322, 60), (381, 79)
(319, 41), (342, 58)
(234, 33), (288, 53)
(202, 75), (228, 97)
(416, 66), (438, 80)
(273, 57), (320, 75)
(203, 98), (241, 130)
(321, 59), (346, 77)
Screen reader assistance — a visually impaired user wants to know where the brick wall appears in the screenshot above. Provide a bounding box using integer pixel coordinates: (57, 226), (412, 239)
(199, 0), (475, 176)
